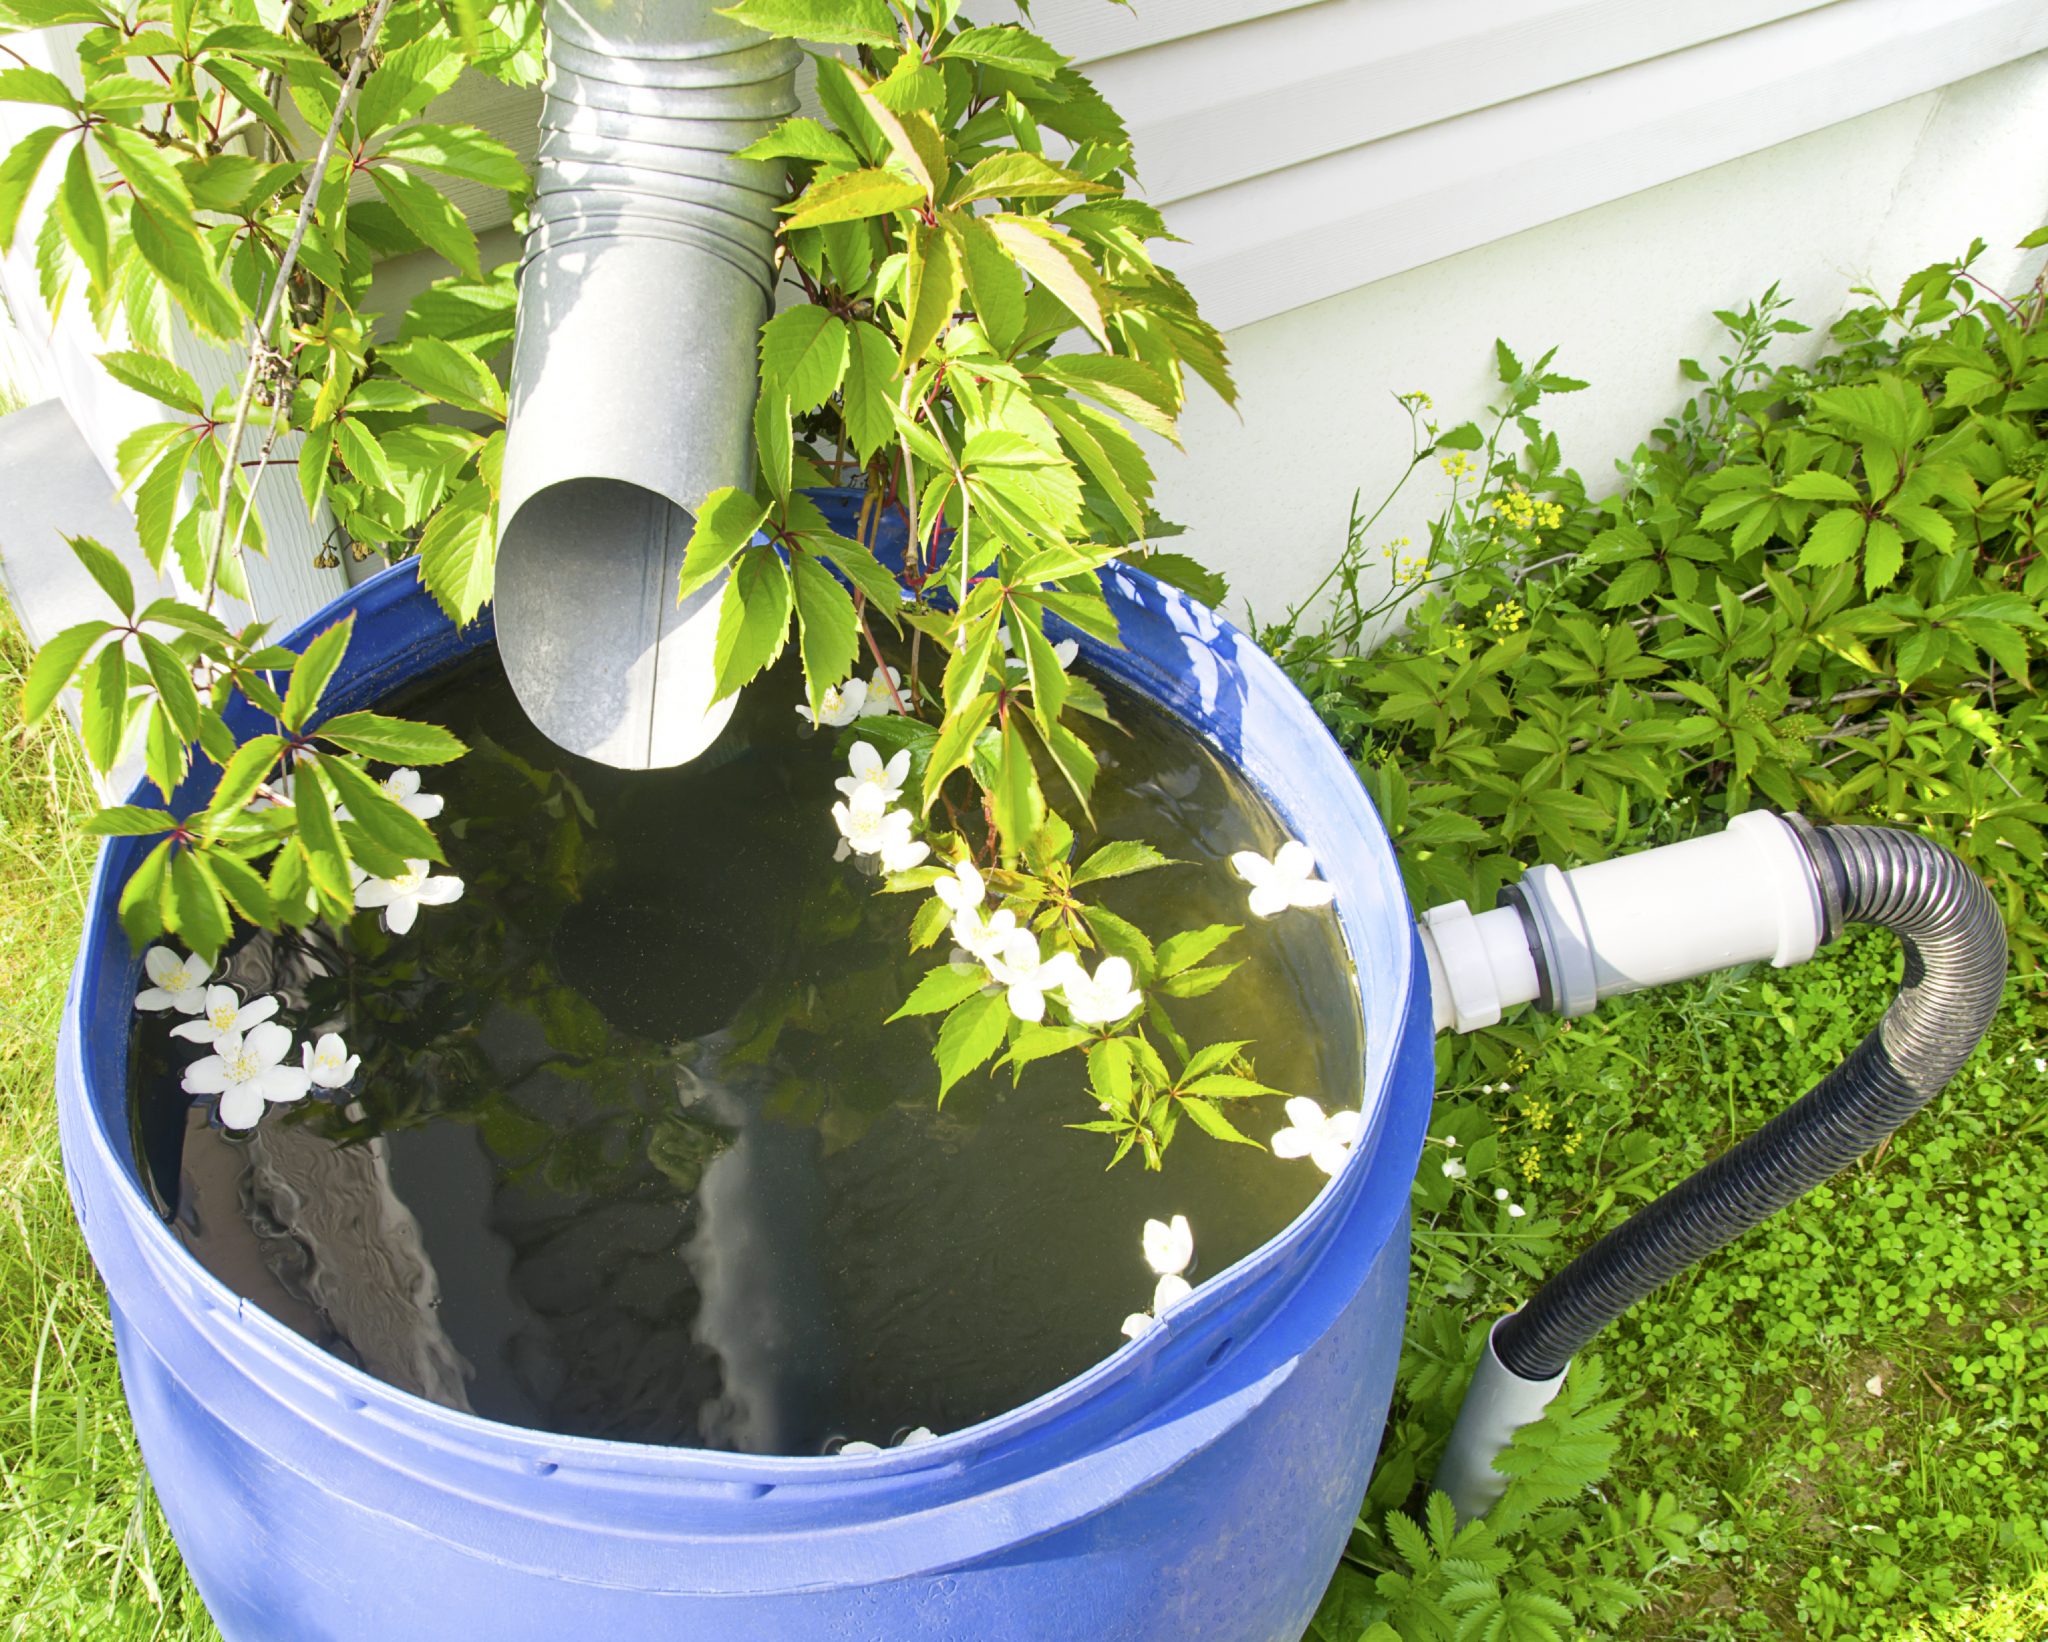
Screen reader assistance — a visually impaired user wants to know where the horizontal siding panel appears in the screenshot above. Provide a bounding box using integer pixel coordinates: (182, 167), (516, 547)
(1026, 0), (1331, 64)
(1091, 0), (1840, 205)
(1161, 0), (2048, 329)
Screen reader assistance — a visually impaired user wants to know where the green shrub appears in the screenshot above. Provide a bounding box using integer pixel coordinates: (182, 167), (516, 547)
(1279, 236), (2048, 1639)
(1259, 235), (2048, 963)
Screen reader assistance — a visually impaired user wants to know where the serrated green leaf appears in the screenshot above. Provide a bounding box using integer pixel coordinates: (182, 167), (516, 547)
(314, 711), (467, 765)
(281, 615), (352, 731)
(711, 544), (792, 700)
(934, 988), (1010, 1102)
(888, 962), (988, 1021)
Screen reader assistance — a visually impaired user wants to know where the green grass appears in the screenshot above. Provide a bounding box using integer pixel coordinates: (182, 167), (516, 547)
(0, 606), (218, 1641)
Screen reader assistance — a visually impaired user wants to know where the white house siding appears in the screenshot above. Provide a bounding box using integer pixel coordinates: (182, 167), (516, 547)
(1151, 48), (2048, 616)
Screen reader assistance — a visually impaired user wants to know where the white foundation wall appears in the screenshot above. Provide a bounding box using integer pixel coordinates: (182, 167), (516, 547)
(1154, 50), (2048, 621)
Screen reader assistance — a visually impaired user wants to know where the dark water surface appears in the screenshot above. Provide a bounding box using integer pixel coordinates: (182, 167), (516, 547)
(129, 650), (1363, 1454)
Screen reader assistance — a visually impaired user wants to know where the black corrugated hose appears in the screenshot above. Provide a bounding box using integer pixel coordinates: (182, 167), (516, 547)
(1493, 822), (2008, 1384)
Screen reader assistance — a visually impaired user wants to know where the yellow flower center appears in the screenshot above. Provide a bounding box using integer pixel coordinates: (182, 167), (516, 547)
(210, 1003), (236, 1029)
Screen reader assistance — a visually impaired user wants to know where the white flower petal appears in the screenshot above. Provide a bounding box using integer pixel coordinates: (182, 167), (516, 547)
(414, 876), (465, 907)
(181, 1057), (229, 1096)
(1282, 1096), (1327, 1130)
(244, 1021), (293, 1068)
(1143, 1214), (1193, 1276)
(839, 1439), (882, 1456)
(1152, 1273), (1192, 1312)
(217, 1085), (265, 1130)
(1285, 879), (1336, 910)
(355, 878), (397, 909)
(1121, 1312), (1158, 1341)
(385, 897), (421, 935)
(169, 1018), (217, 1043)
(1270, 1127), (1314, 1161)
(1274, 840), (1318, 880)
(239, 993), (281, 1030)
(1247, 883), (1290, 919)
(1229, 851), (1276, 888)
(259, 1066), (311, 1104)
(143, 946), (185, 986)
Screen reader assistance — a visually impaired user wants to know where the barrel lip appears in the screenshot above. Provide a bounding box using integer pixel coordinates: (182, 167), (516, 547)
(60, 532), (1420, 1504)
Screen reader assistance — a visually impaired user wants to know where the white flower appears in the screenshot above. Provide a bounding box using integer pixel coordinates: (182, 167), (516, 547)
(302, 1032), (360, 1090)
(169, 986), (280, 1049)
(1442, 1159), (1467, 1179)
(2035, 1057), (2046, 1075)
(1142, 1214), (1193, 1277)
(933, 858), (985, 917)
(799, 677), (868, 728)
(383, 767), (444, 821)
(986, 932), (1075, 1024)
(1271, 1095), (1363, 1176)
(1120, 1311), (1159, 1341)
(836, 741), (910, 807)
(181, 1022), (311, 1130)
(135, 947), (210, 1014)
(1494, 1187), (1510, 1202)
(951, 905), (1018, 967)
(831, 786), (919, 865)
(1152, 1273), (1192, 1312)
(859, 666), (902, 716)
(1061, 955), (1141, 1025)
(1230, 840), (1336, 919)
(1507, 1202), (1526, 1218)
(838, 1424), (936, 1457)
(1053, 638), (1079, 669)
(355, 859), (465, 935)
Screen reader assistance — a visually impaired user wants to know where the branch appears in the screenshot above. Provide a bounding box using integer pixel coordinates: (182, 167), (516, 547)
(200, 0), (394, 610)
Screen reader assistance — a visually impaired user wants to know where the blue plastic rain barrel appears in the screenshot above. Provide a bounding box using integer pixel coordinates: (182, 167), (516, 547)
(57, 536), (1434, 1642)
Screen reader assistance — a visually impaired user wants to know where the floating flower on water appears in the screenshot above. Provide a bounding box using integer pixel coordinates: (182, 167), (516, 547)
(831, 786), (918, 865)
(1061, 955), (1142, 1025)
(135, 947), (210, 1014)
(859, 666), (902, 716)
(1442, 1159), (1467, 1179)
(933, 858), (985, 917)
(169, 986), (279, 1050)
(1230, 841), (1335, 919)
(181, 1023), (311, 1131)
(986, 932), (1075, 1024)
(1142, 1214), (1193, 1277)
(836, 741), (910, 807)
(799, 677), (868, 728)
(302, 1032), (360, 1090)
(355, 859), (466, 935)
(1270, 1096), (1363, 1177)
(838, 1425), (937, 1456)
(383, 767), (444, 821)
(1152, 1273), (1192, 1312)
(1120, 1311), (1159, 1342)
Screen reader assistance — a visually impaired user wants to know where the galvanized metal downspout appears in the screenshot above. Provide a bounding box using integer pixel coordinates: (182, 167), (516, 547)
(495, 1), (798, 769)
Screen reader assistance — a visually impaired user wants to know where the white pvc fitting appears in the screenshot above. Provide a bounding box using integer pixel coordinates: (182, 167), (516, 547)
(1419, 812), (1825, 1033)
(1518, 811), (1823, 1017)
(1433, 1315), (1568, 1524)
(1419, 902), (1540, 1034)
